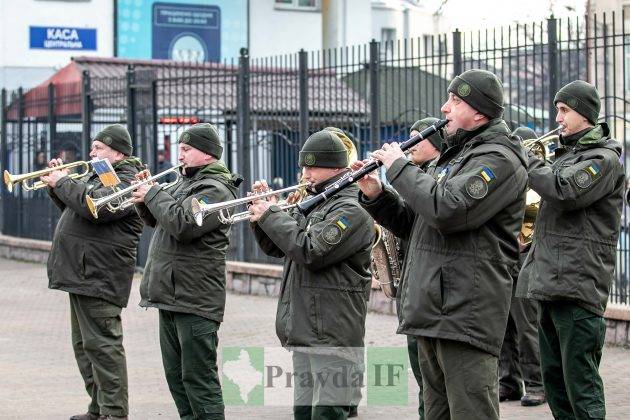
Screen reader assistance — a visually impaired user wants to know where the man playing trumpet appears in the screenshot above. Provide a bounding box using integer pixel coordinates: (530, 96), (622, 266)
(248, 130), (374, 420)
(132, 123), (241, 420)
(40, 124), (144, 420)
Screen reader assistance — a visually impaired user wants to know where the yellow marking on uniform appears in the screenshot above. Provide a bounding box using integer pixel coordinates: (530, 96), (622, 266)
(336, 220), (347, 230)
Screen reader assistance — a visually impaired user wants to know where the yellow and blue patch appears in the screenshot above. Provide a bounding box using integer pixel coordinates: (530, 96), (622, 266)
(336, 216), (351, 231)
(480, 166), (496, 182)
(586, 163), (601, 177)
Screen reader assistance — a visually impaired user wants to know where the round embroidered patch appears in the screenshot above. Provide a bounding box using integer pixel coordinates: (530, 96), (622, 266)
(180, 132), (190, 143)
(465, 175), (489, 199)
(567, 97), (578, 109)
(322, 223), (342, 245)
(457, 83), (471, 97)
(574, 169), (592, 189)
(304, 153), (316, 166)
(102, 136), (112, 145)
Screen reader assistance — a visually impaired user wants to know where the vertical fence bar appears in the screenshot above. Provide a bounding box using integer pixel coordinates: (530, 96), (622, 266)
(547, 16), (559, 131)
(1, 89), (7, 233)
(151, 79), (158, 174)
(369, 39), (380, 151)
(47, 83), (56, 159)
(237, 48), (251, 261)
(81, 71), (91, 157)
(298, 49), (309, 144)
(453, 29), (462, 77)
(126, 65), (137, 152)
(17, 88), (24, 237)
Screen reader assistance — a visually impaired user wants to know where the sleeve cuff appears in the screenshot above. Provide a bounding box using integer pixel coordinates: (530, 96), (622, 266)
(258, 204), (282, 225)
(144, 184), (163, 204)
(385, 157), (412, 183)
(358, 184), (397, 209)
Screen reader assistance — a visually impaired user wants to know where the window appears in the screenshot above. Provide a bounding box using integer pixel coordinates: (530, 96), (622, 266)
(274, 0), (320, 11)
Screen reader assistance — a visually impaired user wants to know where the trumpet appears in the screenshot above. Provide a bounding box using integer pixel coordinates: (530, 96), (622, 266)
(523, 126), (561, 162)
(4, 161), (90, 192)
(86, 164), (182, 219)
(218, 200), (299, 225)
(191, 183), (309, 227)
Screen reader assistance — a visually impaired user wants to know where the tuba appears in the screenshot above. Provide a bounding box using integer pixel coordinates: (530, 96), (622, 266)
(519, 128), (560, 244)
(371, 224), (404, 299)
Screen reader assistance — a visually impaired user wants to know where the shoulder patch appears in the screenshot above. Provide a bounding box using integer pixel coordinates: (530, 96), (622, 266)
(321, 223), (343, 245)
(574, 163), (601, 189)
(465, 175), (489, 199)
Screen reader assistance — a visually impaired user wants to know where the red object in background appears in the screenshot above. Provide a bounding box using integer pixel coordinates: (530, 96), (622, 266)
(159, 116), (200, 124)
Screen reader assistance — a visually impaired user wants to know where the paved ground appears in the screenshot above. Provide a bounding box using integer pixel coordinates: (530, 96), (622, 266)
(1, 257), (629, 419)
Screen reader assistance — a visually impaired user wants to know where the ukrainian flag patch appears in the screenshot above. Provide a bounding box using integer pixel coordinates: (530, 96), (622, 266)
(586, 163), (601, 177)
(336, 216), (351, 230)
(480, 166), (496, 182)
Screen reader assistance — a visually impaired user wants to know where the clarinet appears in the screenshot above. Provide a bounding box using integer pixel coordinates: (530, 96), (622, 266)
(297, 119), (449, 215)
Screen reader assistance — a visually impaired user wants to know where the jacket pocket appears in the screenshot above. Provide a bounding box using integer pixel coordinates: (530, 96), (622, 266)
(310, 294), (324, 340)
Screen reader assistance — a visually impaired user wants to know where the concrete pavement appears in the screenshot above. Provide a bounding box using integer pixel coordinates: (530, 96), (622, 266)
(1, 258), (629, 419)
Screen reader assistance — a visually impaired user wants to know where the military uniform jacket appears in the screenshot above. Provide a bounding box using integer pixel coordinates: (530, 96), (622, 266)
(360, 119), (528, 356)
(47, 157), (144, 307)
(252, 179), (374, 350)
(519, 123), (624, 316)
(137, 162), (240, 322)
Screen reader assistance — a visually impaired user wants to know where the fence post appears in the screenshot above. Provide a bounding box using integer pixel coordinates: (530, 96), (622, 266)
(47, 83), (56, 159)
(298, 49), (309, 145)
(452, 29), (462, 76)
(126, 65), (137, 152)
(237, 47), (251, 261)
(81, 70), (91, 158)
(547, 16), (558, 131)
(151, 79), (158, 174)
(369, 39), (380, 151)
(17, 88), (24, 237)
(1, 89), (7, 233)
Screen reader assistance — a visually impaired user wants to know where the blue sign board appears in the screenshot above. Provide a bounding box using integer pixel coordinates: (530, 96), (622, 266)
(152, 2), (220, 61)
(29, 26), (97, 51)
(116, 0), (246, 62)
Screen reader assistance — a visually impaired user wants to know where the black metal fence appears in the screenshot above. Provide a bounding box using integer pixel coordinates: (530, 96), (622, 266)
(2, 13), (629, 303)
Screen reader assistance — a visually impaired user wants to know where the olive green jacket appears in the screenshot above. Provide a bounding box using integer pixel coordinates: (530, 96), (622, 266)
(360, 119), (528, 356)
(252, 179), (374, 350)
(519, 123), (624, 315)
(137, 161), (241, 322)
(47, 157), (144, 307)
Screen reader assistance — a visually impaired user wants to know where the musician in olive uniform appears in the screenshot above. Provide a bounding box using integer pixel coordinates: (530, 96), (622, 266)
(400, 117), (443, 419)
(498, 126), (546, 407)
(520, 81), (624, 419)
(249, 130), (374, 420)
(132, 123), (242, 420)
(41, 124), (144, 420)
(355, 69), (528, 419)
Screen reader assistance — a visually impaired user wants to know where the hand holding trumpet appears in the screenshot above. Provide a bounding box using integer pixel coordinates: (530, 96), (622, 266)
(40, 158), (70, 188)
(131, 169), (155, 204)
(248, 180), (278, 223)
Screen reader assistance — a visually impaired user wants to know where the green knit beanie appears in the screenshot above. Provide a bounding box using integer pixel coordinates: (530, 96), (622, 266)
(299, 130), (348, 168)
(554, 80), (601, 125)
(410, 117), (445, 151)
(178, 123), (223, 159)
(93, 124), (132, 156)
(447, 69), (505, 119)
(512, 126), (538, 141)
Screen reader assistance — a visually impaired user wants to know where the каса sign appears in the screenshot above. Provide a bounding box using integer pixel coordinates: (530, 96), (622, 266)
(30, 26), (97, 50)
